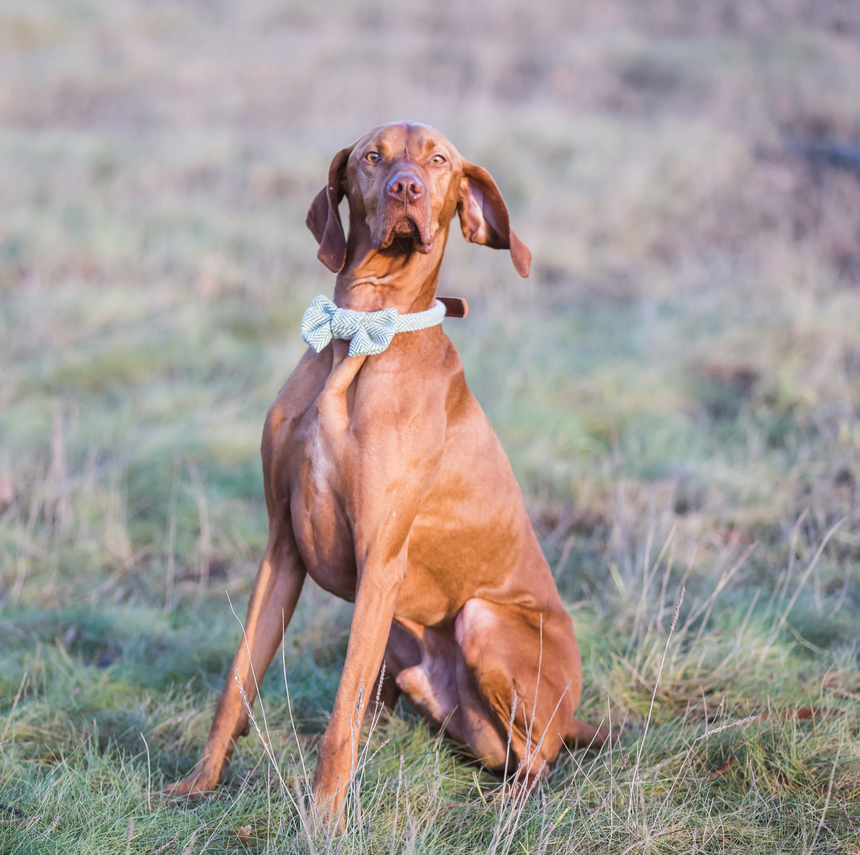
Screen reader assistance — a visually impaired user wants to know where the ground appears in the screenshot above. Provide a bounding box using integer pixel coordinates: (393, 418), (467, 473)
(1, 1), (860, 852)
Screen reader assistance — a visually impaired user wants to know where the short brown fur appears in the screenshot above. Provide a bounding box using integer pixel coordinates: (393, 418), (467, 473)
(165, 121), (608, 824)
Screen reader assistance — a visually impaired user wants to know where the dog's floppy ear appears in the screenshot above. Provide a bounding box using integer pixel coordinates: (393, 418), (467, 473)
(306, 146), (353, 273)
(457, 161), (531, 278)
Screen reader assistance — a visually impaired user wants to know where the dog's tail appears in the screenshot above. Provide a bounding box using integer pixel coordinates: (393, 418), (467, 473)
(568, 716), (614, 751)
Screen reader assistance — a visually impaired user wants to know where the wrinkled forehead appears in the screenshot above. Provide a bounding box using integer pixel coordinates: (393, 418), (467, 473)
(352, 121), (460, 163)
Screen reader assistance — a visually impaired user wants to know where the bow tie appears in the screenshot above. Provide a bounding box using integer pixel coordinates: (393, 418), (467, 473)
(300, 295), (448, 357)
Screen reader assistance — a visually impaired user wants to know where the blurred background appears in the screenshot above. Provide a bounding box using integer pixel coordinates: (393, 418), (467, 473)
(3, 0), (858, 604)
(1, 1), (860, 847)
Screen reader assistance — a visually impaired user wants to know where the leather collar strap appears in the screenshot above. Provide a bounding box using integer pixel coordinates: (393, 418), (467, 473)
(437, 296), (468, 318)
(301, 294), (468, 357)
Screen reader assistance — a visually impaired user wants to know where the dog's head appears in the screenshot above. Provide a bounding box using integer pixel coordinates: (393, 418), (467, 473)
(306, 121), (530, 278)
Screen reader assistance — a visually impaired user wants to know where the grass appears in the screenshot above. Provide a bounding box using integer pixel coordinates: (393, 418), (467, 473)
(2, 0), (860, 851)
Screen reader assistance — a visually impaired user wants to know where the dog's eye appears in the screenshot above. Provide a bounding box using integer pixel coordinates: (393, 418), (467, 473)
(365, 152), (381, 163)
(431, 154), (446, 165)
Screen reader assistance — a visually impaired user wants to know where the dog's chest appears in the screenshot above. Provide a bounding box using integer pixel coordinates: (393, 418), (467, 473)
(286, 394), (360, 600)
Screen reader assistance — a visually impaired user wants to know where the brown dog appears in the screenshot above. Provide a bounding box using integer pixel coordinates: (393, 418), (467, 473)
(165, 121), (608, 822)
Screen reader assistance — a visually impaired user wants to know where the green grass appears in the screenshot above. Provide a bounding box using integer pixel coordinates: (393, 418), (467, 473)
(2, 0), (860, 851)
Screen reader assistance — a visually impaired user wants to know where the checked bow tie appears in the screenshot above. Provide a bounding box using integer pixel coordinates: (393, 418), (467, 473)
(300, 295), (448, 357)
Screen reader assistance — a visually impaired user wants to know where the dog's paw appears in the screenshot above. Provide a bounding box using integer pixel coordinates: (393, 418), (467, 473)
(162, 768), (220, 799)
(311, 778), (350, 834)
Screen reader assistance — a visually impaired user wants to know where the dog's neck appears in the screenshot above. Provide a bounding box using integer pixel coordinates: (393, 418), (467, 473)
(333, 221), (450, 315)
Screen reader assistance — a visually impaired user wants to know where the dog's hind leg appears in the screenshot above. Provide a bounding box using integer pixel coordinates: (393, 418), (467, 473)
(373, 622), (421, 712)
(451, 598), (596, 780)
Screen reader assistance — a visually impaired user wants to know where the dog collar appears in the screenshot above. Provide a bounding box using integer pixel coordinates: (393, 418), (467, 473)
(301, 294), (467, 357)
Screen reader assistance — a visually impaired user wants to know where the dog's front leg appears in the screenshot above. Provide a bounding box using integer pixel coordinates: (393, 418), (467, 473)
(165, 526), (305, 796)
(312, 552), (405, 828)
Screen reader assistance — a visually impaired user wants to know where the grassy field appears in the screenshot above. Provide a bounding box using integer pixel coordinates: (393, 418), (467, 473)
(2, 0), (860, 852)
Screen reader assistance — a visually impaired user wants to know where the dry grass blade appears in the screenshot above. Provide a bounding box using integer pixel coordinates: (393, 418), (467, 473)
(762, 518), (845, 658)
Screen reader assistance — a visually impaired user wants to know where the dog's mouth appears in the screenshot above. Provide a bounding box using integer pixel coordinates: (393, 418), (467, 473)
(376, 210), (434, 254)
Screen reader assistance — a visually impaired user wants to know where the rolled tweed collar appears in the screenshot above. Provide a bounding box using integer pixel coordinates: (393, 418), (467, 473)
(300, 294), (466, 357)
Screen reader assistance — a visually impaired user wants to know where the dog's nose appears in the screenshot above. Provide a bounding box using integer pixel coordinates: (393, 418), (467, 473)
(387, 173), (424, 203)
